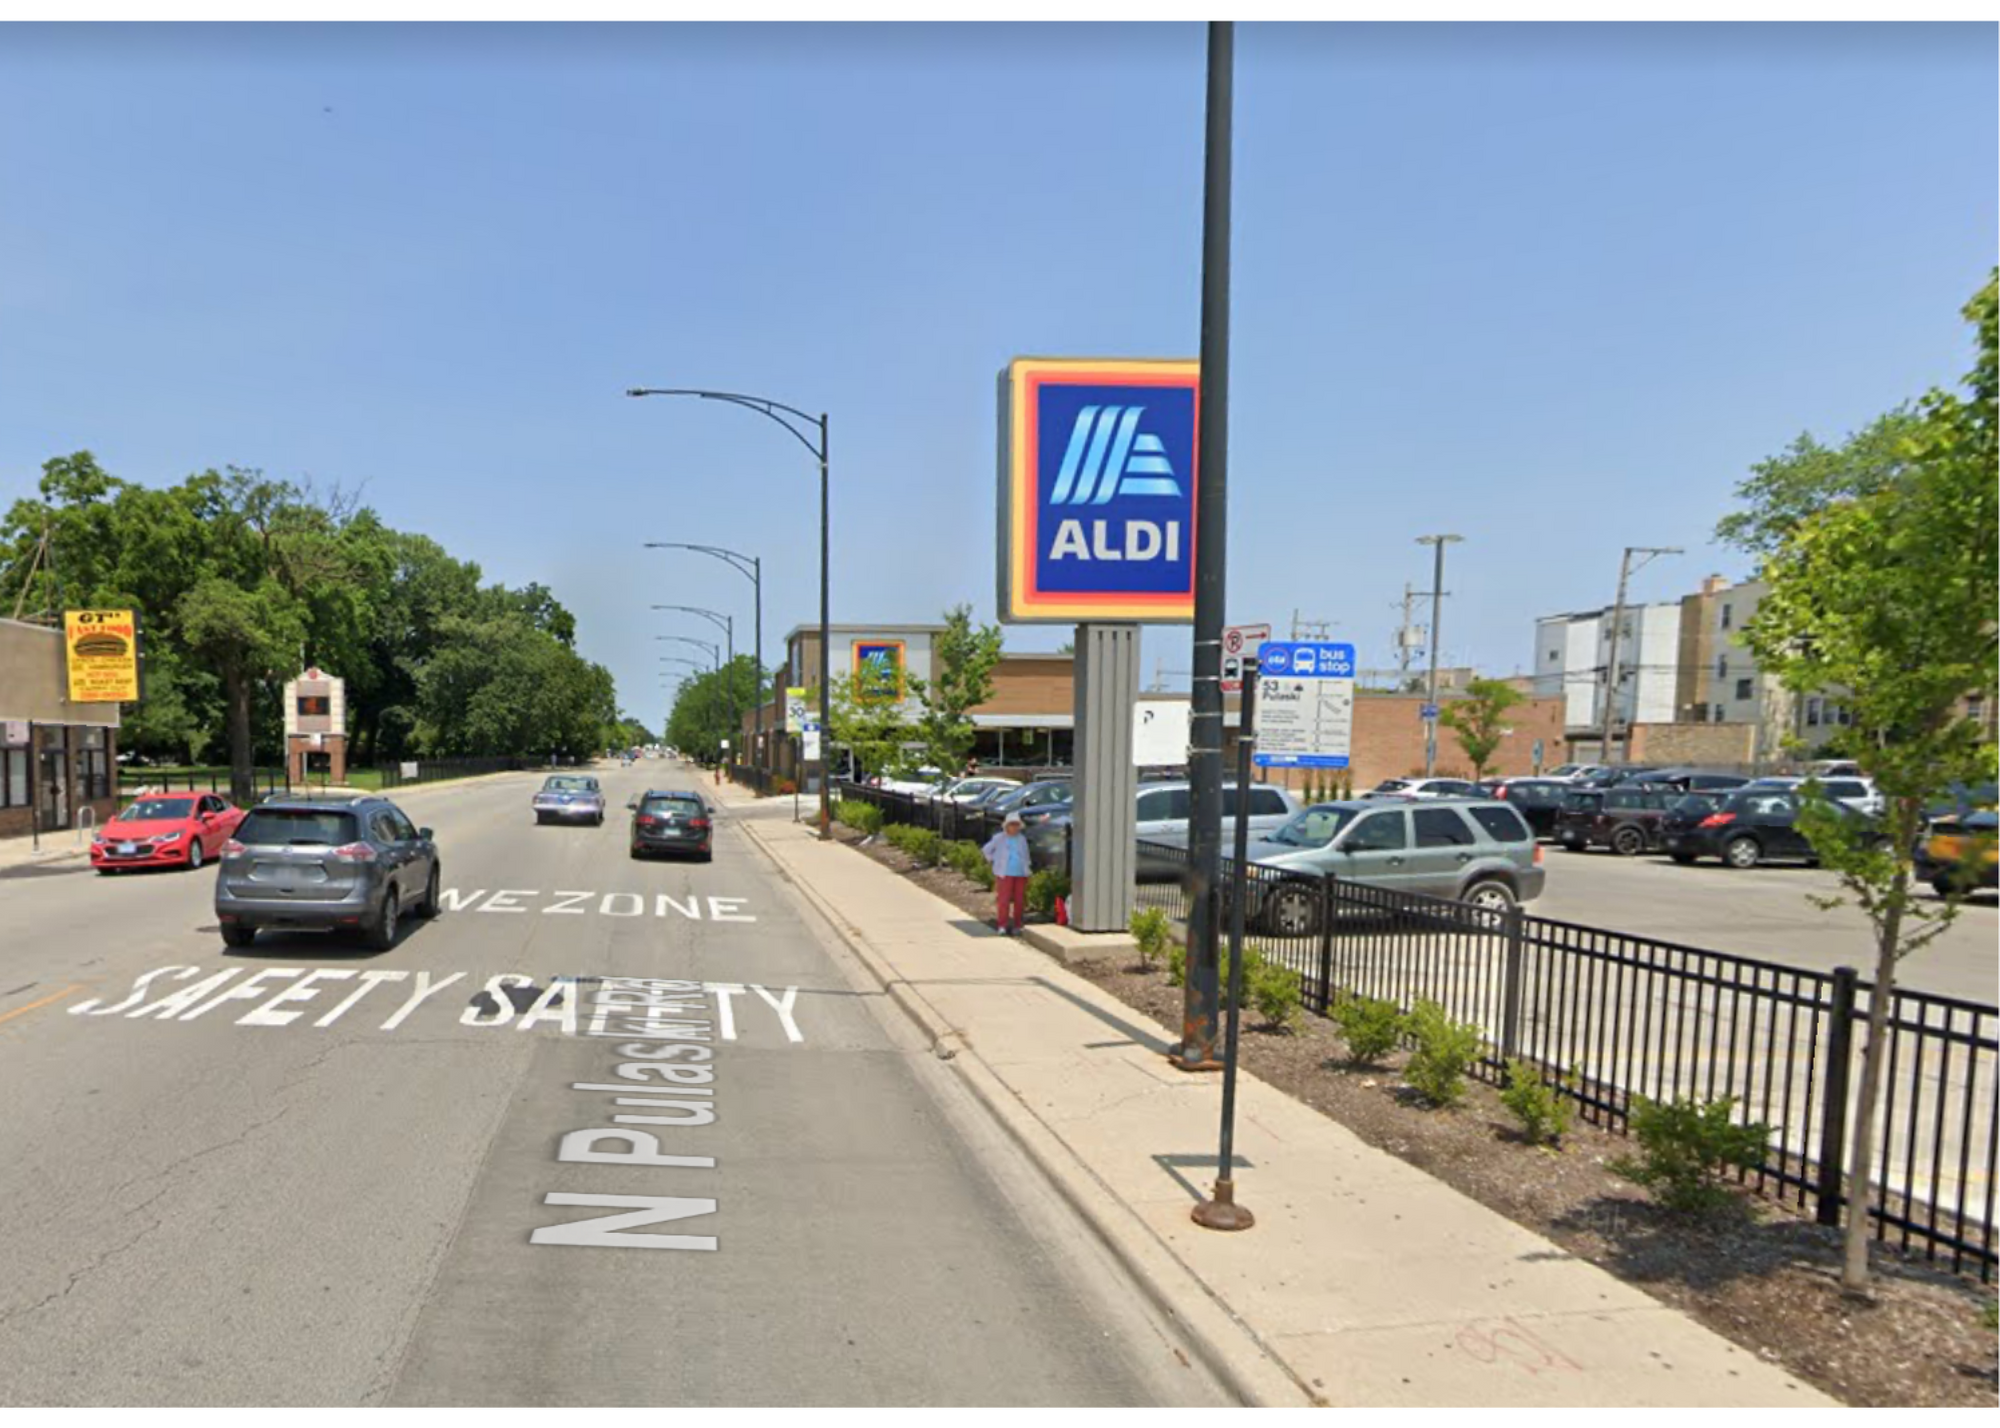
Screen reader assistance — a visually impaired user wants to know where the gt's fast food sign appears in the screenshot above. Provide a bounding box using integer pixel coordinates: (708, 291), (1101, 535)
(64, 609), (140, 703)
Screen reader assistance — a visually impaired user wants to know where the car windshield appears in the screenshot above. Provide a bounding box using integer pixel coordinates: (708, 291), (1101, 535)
(543, 777), (596, 792)
(119, 797), (195, 821)
(1269, 807), (1356, 847)
(235, 808), (359, 847)
(1371, 780), (1409, 794)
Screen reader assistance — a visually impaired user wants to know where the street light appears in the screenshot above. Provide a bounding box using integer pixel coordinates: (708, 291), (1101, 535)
(646, 543), (764, 790)
(655, 634), (720, 670)
(1415, 533), (1463, 776)
(627, 386), (832, 839)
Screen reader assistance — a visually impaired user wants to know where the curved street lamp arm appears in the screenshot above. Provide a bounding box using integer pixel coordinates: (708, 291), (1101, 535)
(644, 541), (759, 584)
(626, 388), (824, 461)
(651, 604), (732, 637)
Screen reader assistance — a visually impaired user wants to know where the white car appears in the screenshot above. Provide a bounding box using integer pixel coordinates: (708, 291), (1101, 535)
(1361, 777), (1485, 801)
(1545, 763), (1611, 782)
(1745, 775), (1884, 818)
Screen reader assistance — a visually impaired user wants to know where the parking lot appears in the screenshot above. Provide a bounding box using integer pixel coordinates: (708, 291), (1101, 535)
(1534, 846), (1998, 1005)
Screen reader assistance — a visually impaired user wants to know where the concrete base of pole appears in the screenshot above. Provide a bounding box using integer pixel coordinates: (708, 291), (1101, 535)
(1191, 1176), (1254, 1231)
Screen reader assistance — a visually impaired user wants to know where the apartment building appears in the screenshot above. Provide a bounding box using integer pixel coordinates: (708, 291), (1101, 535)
(1532, 601), (1681, 733)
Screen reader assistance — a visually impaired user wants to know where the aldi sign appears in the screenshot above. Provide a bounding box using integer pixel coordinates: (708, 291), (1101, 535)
(997, 357), (1199, 624)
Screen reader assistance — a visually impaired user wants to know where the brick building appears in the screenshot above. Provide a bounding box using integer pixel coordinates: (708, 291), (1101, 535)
(0, 617), (121, 839)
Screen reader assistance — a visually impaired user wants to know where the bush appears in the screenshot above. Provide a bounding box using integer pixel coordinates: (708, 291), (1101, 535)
(1499, 1060), (1574, 1146)
(1403, 1000), (1483, 1108)
(1610, 1095), (1772, 1214)
(1128, 906), (1171, 966)
(946, 840), (994, 889)
(1248, 957), (1303, 1033)
(1026, 868), (1069, 917)
(1330, 994), (1403, 1066)
(884, 824), (942, 866)
(1167, 941), (1187, 987)
(836, 799), (884, 836)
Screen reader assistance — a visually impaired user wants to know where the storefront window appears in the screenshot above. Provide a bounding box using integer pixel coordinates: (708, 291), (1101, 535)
(2, 748), (26, 808)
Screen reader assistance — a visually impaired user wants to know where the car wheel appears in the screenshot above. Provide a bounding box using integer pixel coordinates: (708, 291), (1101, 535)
(698, 847), (714, 863)
(1611, 826), (1646, 857)
(221, 923), (257, 949)
(366, 891), (400, 950)
(1724, 836), (1762, 870)
(1461, 879), (1517, 926)
(1932, 875), (1956, 898)
(415, 864), (441, 918)
(630, 844), (645, 860)
(1266, 884), (1319, 939)
(534, 812), (546, 826)
(1559, 836), (1584, 852)
(186, 838), (205, 871)
(1670, 852), (1697, 865)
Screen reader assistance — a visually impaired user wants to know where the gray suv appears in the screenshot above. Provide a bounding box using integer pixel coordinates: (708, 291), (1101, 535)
(1243, 798), (1545, 936)
(216, 794), (440, 950)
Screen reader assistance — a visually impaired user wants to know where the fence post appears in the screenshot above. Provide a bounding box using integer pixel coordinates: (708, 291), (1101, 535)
(1499, 905), (1526, 1069)
(1815, 965), (1859, 1227)
(1313, 876), (1334, 1015)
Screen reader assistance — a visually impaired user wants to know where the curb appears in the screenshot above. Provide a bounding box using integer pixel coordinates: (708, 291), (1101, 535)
(738, 817), (1314, 1409)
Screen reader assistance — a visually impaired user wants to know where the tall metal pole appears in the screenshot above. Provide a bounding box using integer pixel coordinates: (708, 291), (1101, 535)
(817, 413), (832, 839)
(1417, 534), (1461, 775)
(751, 555), (763, 793)
(1596, 545), (1681, 765)
(1175, 19), (1234, 1073)
(1194, 657), (1257, 1230)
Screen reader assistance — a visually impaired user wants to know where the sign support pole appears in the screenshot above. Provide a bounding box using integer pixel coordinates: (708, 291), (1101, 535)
(1071, 624), (1139, 933)
(1194, 655), (1257, 1231)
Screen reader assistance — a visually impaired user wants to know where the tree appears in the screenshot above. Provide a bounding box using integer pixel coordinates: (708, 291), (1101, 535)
(1714, 410), (1925, 556)
(664, 656), (766, 763)
(1735, 271), (1997, 1297)
(1438, 678), (1526, 779)
(827, 670), (918, 778)
(910, 603), (1003, 774)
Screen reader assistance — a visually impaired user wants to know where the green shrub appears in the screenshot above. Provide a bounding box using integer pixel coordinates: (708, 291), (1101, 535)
(1403, 1000), (1484, 1108)
(947, 840), (995, 889)
(836, 799), (884, 836)
(1499, 1060), (1574, 1146)
(1330, 994), (1404, 1066)
(1128, 906), (1172, 967)
(885, 826), (942, 866)
(1167, 941), (1187, 987)
(1026, 868), (1070, 917)
(1609, 1095), (1771, 1214)
(1248, 957), (1303, 1033)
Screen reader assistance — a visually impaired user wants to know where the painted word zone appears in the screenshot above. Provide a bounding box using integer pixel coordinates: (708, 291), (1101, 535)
(439, 889), (756, 920)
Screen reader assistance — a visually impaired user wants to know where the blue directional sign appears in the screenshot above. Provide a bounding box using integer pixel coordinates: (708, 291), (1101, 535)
(1252, 642), (1356, 769)
(1419, 702), (1439, 720)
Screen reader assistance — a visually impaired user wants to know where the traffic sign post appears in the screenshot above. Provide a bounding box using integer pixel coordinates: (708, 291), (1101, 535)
(1221, 620), (1269, 694)
(1251, 641), (1356, 769)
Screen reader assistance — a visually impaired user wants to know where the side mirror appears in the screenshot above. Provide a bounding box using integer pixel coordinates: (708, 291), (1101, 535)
(626, 799), (637, 810)
(419, 828), (434, 841)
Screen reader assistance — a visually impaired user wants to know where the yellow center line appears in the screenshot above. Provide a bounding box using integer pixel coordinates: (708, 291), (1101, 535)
(0, 983), (88, 1026)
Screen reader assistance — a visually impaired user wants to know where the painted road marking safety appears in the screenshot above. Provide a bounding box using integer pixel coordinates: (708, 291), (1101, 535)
(437, 889), (756, 921)
(69, 966), (806, 1042)
(533, 977), (723, 1252)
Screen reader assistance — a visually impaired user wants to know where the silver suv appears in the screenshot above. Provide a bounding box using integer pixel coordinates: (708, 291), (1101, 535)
(216, 794), (440, 951)
(1243, 797), (1546, 935)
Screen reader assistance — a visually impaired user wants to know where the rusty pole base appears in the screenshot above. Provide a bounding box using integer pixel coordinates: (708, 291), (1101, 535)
(1166, 1042), (1225, 1073)
(1191, 1177), (1255, 1231)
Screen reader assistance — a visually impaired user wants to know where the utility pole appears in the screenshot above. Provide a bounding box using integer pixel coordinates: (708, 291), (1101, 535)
(1596, 546), (1683, 764)
(1416, 534), (1462, 775)
(1289, 610), (1332, 642)
(1393, 583), (1422, 682)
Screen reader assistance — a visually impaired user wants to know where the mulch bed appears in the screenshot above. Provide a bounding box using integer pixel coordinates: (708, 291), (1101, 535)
(832, 825), (1999, 1407)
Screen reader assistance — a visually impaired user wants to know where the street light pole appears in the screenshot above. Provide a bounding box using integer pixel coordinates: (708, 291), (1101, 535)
(653, 604), (736, 765)
(655, 634), (720, 670)
(626, 387), (832, 839)
(1416, 533), (1462, 776)
(646, 543), (763, 791)
(1597, 546), (1682, 765)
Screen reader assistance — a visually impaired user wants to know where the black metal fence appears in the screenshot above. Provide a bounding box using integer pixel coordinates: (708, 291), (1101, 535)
(118, 766), (291, 799)
(372, 756), (534, 790)
(834, 781), (1022, 849)
(1128, 837), (1996, 1282)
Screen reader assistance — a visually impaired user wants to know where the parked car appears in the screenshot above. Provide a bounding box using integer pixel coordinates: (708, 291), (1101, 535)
(1555, 785), (1681, 855)
(1628, 767), (1752, 793)
(1743, 774), (1883, 818)
(1545, 763), (1610, 783)
(1573, 765), (1661, 788)
(986, 779), (1073, 817)
(1482, 778), (1571, 838)
(1361, 777), (1484, 801)
(1243, 798), (1546, 935)
(1914, 808), (1997, 898)
(92, 792), (246, 873)
(628, 789), (714, 862)
(1661, 786), (1878, 868)
(1027, 781), (1303, 874)
(533, 774), (606, 826)
(930, 776), (1018, 805)
(215, 793), (439, 950)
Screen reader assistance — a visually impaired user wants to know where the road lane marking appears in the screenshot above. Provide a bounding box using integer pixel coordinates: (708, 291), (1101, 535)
(436, 888), (760, 921)
(0, 983), (87, 1026)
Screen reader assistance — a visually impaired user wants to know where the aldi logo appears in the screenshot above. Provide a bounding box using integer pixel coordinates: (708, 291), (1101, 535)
(997, 358), (1199, 624)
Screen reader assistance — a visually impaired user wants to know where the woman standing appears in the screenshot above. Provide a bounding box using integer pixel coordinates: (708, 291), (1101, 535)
(982, 812), (1031, 936)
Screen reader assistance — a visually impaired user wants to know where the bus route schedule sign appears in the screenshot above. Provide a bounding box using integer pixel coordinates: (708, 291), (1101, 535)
(1252, 641), (1355, 769)
(996, 356), (1199, 624)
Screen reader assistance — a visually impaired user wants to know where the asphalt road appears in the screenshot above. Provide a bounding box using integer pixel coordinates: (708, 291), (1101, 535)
(1532, 843), (1998, 1006)
(0, 760), (1231, 1408)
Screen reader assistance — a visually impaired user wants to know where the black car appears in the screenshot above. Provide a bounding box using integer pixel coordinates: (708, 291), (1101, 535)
(1632, 767), (1752, 793)
(985, 779), (1074, 819)
(1661, 787), (1875, 869)
(629, 789), (714, 862)
(1484, 778), (1570, 838)
(1555, 785), (1680, 855)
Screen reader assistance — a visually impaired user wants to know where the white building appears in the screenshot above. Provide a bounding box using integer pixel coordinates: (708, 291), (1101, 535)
(1533, 601), (1682, 733)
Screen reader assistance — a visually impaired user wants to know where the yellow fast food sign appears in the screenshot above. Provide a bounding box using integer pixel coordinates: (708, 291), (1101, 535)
(64, 609), (140, 703)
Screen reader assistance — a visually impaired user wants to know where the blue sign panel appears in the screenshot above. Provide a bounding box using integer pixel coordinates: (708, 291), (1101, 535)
(998, 358), (1200, 624)
(1419, 702), (1439, 720)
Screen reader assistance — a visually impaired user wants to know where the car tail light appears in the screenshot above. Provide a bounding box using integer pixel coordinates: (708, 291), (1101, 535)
(221, 839), (246, 855)
(637, 815), (660, 828)
(1698, 812), (1735, 829)
(688, 818), (712, 831)
(1534, 844), (1544, 865)
(331, 841), (377, 862)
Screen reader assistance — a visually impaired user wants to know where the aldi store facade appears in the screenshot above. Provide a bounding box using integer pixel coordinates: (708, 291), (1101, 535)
(0, 617), (121, 840)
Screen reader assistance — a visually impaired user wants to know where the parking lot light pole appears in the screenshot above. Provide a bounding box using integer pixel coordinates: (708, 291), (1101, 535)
(627, 386), (832, 839)
(1416, 533), (1462, 776)
(647, 543), (763, 791)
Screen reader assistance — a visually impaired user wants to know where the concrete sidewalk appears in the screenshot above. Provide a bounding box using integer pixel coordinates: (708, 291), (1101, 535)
(716, 781), (1832, 1408)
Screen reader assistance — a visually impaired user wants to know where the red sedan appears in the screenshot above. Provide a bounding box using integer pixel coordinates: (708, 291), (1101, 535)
(92, 793), (246, 873)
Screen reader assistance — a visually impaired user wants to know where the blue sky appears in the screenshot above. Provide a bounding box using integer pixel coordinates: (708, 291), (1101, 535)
(2, 22), (1992, 726)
